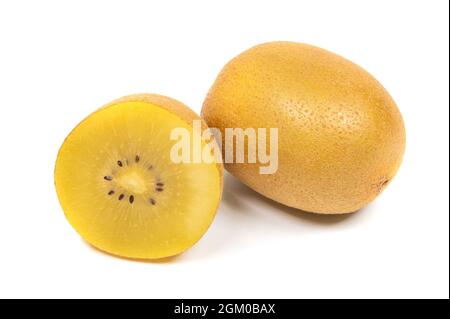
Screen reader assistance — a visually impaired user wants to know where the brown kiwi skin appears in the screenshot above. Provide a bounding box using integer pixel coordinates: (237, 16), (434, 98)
(201, 42), (406, 214)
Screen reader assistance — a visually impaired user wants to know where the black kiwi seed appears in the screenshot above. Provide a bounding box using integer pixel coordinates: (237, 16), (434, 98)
(117, 160), (123, 167)
(104, 176), (113, 181)
(156, 182), (164, 187)
(108, 190), (115, 195)
(135, 155), (140, 163)
(129, 195), (134, 204)
(118, 194), (125, 201)
(149, 198), (156, 205)
(156, 188), (164, 192)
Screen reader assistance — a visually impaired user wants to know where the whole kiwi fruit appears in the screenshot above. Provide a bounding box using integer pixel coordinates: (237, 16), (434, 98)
(202, 42), (406, 214)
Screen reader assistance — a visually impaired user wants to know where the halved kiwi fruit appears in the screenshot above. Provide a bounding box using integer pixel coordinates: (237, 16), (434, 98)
(55, 94), (223, 259)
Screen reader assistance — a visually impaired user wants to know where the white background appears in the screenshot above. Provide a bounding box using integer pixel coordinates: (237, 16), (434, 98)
(0, 0), (448, 299)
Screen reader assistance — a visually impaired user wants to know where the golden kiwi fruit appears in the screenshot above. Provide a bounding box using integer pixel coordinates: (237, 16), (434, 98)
(55, 94), (223, 259)
(202, 42), (406, 214)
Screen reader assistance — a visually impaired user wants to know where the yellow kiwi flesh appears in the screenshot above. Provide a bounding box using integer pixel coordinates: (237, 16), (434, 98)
(202, 42), (406, 214)
(55, 94), (223, 259)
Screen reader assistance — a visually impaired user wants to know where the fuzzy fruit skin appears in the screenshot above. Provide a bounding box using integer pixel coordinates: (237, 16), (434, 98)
(202, 42), (406, 214)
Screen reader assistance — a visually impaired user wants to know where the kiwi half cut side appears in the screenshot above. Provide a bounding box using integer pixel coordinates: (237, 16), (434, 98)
(55, 94), (223, 259)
